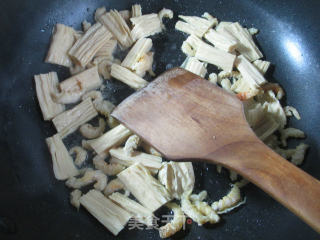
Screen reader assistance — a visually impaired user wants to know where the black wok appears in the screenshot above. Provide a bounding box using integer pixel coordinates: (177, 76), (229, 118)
(0, 0), (319, 239)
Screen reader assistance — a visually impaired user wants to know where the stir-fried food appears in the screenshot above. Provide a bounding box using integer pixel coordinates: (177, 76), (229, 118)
(35, 3), (309, 237)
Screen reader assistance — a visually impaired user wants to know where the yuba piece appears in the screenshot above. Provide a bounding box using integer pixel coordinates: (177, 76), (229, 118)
(111, 64), (148, 90)
(158, 162), (195, 199)
(80, 190), (132, 236)
(257, 90), (287, 128)
(109, 192), (154, 226)
(88, 124), (132, 154)
(119, 10), (131, 22)
(52, 98), (98, 138)
(175, 14), (217, 37)
(45, 24), (77, 67)
(121, 38), (152, 70)
(235, 55), (267, 87)
(253, 59), (271, 75)
(194, 39), (236, 72)
(130, 13), (162, 41)
(46, 134), (79, 180)
(69, 23), (112, 67)
(110, 148), (162, 172)
(182, 57), (207, 77)
(215, 21), (232, 32)
(131, 4), (142, 18)
(56, 66), (102, 104)
(34, 72), (65, 120)
(244, 101), (280, 140)
(204, 29), (238, 52)
(117, 163), (172, 211)
(94, 39), (117, 58)
(223, 22), (263, 61)
(231, 77), (260, 100)
(132, 51), (154, 77)
(97, 10), (133, 49)
(181, 34), (204, 56)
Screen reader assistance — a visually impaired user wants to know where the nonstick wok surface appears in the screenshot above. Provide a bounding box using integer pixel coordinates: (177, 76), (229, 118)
(0, 0), (319, 239)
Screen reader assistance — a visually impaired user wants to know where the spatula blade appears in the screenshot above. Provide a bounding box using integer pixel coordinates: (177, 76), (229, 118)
(112, 68), (255, 161)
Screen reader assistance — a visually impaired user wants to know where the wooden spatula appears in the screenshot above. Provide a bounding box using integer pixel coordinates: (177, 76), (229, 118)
(112, 68), (320, 233)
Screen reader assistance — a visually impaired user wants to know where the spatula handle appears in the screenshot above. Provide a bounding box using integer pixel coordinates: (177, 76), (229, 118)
(206, 140), (320, 233)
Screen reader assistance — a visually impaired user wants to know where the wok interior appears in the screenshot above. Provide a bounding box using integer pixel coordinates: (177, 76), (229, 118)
(0, 0), (319, 239)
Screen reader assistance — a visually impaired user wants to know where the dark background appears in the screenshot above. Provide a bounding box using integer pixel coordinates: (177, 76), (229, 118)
(0, 0), (319, 239)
